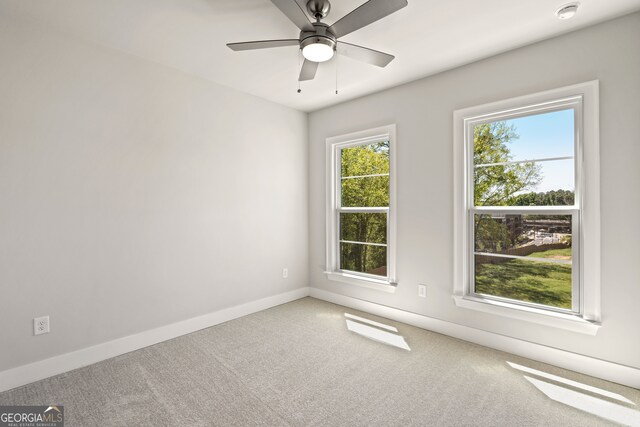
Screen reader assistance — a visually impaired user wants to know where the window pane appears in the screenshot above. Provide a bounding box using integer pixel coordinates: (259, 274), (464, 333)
(474, 109), (574, 165)
(475, 159), (574, 207)
(341, 141), (389, 177)
(473, 109), (575, 207)
(474, 214), (573, 255)
(341, 175), (389, 207)
(474, 255), (572, 309)
(340, 212), (387, 244)
(340, 242), (387, 277)
(474, 213), (573, 310)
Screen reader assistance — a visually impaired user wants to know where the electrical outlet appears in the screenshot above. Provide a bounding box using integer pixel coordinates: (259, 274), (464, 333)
(34, 316), (50, 336)
(282, 268), (288, 279)
(418, 284), (427, 298)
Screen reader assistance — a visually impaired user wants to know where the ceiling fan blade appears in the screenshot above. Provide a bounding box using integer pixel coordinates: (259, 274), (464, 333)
(227, 39), (300, 51)
(299, 59), (319, 81)
(271, 0), (314, 32)
(336, 42), (394, 67)
(329, 0), (408, 38)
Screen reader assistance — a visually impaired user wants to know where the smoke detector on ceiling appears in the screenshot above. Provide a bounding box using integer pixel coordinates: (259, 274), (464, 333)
(556, 3), (580, 20)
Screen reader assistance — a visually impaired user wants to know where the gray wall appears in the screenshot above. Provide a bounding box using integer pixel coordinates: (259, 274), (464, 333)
(309, 13), (640, 368)
(0, 16), (308, 371)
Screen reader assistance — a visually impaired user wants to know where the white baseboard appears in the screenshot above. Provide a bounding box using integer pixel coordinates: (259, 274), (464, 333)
(309, 287), (640, 389)
(0, 287), (311, 393)
(3, 286), (637, 393)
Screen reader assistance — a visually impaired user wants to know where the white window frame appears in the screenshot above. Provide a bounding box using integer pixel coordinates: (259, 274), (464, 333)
(325, 124), (397, 292)
(453, 81), (601, 335)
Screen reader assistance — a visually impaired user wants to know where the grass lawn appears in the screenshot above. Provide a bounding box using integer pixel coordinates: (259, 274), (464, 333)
(475, 249), (572, 309)
(527, 247), (572, 260)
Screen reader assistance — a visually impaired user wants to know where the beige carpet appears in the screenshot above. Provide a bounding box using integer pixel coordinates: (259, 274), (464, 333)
(1, 297), (638, 426)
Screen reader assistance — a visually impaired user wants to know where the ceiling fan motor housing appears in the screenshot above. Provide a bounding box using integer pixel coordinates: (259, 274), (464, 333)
(300, 22), (336, 52)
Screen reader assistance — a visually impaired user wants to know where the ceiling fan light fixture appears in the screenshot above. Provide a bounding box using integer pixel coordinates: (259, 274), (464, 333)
(301, 36), (335, 62)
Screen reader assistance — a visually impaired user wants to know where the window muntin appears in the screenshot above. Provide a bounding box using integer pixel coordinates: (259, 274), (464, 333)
(326, 125), (396, 288)
(468, 103), (581, 313)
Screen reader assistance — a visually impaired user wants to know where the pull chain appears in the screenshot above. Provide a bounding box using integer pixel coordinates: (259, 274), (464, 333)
(296, 49), (340, 95)
(335, 53), (339, 95)
(297, 49), (302, 93)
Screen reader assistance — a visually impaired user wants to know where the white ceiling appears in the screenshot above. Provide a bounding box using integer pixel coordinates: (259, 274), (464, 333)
(4, 0), (640, 112)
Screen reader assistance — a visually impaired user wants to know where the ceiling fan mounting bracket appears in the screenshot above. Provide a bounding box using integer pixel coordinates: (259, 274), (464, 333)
(306, 0), (331, 21)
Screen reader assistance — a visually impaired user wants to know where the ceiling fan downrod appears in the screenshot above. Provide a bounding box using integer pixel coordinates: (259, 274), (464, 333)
(306, 0), (331, 22)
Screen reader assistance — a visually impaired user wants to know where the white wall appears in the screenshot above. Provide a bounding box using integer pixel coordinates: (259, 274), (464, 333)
(309, 13), (640, 368)
(0, 15), (308, 372)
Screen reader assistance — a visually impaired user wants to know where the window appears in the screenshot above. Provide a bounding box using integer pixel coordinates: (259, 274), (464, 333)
(453, 82), (600, 333)
(325, 125), (396, 290)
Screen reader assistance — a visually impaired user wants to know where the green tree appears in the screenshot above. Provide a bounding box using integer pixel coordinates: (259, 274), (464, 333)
(473, 122), (543, 252)
(340, 142), (389, 275)
(475, 215), (512, 253)
(510, 189), (574, 206)
(341, 141), (389, 207)
(474, 122), (541, 206)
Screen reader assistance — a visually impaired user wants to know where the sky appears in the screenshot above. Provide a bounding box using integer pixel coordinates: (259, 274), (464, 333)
(480, 108), (575, 193)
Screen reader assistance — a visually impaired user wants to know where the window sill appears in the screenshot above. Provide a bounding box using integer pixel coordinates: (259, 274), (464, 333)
(325, 272), (397, 293)
(452, 295), (600, 335)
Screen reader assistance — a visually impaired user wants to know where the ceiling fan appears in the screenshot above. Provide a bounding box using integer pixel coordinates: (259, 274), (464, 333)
(227, 0), (408, 82)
